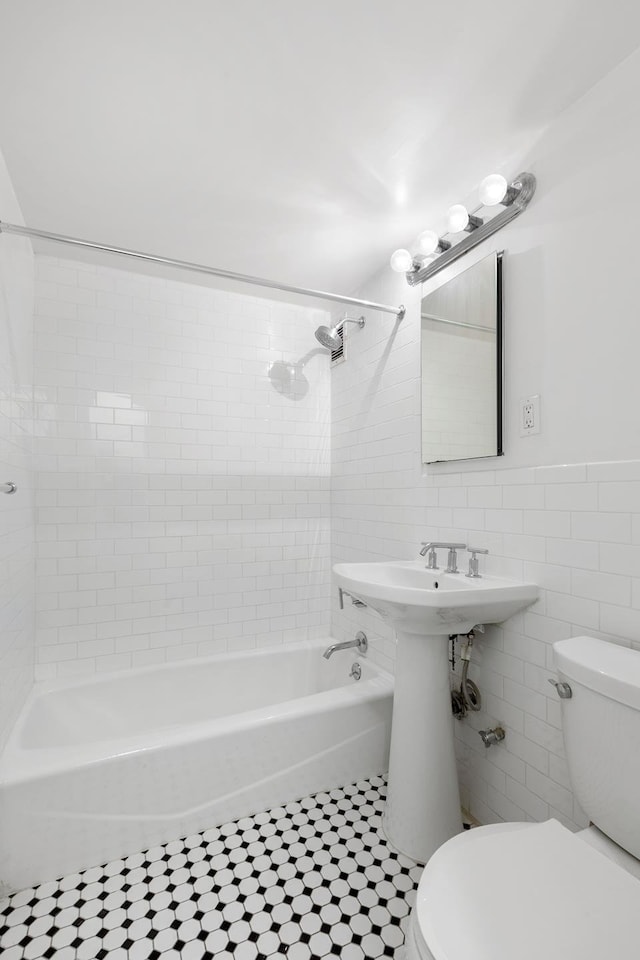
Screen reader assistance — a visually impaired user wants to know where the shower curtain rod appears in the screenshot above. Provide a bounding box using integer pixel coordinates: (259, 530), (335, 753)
(0, 220), (406, 320)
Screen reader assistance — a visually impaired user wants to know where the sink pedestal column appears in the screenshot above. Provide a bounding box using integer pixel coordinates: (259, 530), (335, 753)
(382, 631), (463, 864)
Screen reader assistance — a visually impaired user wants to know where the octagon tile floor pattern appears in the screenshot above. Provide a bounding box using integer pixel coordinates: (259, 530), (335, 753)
(0, 776), (423, 959)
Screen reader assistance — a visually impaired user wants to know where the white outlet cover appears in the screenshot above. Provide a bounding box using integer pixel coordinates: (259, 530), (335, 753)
(519, 395), (541, 437)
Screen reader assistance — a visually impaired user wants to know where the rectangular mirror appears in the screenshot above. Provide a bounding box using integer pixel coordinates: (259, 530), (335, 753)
(421, 251), (503, 464)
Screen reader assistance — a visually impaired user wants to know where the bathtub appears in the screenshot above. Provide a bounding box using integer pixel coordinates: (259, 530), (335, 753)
(0, 638), (393, 895)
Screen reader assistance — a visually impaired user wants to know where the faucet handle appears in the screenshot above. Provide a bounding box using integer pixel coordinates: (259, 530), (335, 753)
(445, 546), (461, 574)
(466, 547), (489, 579)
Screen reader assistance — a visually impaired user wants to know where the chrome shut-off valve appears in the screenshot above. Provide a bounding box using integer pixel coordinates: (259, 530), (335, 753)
(479, 726), (505, 748)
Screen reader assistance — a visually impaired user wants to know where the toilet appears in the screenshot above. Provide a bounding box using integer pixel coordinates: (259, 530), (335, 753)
(403, 635), (640, 960)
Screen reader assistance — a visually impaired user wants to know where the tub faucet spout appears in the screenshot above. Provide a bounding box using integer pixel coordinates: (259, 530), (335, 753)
(323, 631), (368, 659)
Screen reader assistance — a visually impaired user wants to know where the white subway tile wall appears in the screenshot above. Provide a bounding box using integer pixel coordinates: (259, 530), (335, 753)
(34, 256), (331, 679)
(0, 177), (35, 750)
(331, 279), (640, 833)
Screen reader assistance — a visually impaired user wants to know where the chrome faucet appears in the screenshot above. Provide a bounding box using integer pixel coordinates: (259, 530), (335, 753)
(419, 542), (439, 570)
(419, 542), (467, 573)
(323, 631), (368, 659)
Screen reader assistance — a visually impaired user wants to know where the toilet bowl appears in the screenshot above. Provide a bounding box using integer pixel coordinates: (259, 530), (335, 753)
(404, 819), (640, 960)
(403, 636), (640, 960)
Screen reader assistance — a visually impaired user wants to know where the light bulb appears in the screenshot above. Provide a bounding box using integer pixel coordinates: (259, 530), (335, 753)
(417, 230), (440, 256)
(390, 248), (413, 273)
(479, 173), (508, 206)
(447, 204), (469, 233)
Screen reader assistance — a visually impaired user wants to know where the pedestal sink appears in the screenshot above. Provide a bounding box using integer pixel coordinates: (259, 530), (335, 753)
(333, 560), (538, 864)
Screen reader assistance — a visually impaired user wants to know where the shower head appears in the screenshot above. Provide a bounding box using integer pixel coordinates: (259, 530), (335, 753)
(314, 315), (365, 351)
(315, 325), (343, 350)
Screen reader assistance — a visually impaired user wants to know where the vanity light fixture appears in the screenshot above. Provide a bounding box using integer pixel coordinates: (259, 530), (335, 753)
(446, 204), (483, 234)
(390, 171), (536, 285)
(389, 248), (415, 273)
(417, 230), (450, 256)
(479, 173), (508, 206)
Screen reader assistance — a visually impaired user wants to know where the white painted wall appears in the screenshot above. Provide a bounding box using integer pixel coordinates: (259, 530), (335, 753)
(34, 258), (331, 678)
(331, 46), (640, 828)
(0, 150), (35, 750)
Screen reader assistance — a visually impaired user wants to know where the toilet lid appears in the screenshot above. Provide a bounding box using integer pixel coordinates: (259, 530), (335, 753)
(416, 819), (640, 960)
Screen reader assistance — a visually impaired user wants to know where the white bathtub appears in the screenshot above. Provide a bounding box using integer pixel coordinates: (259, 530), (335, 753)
(0, 638), (393, 895)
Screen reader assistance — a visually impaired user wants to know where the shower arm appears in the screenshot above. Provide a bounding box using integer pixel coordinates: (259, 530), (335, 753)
(0, 220), (406, 321)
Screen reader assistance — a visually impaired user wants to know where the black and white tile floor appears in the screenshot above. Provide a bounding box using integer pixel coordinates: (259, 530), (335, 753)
(0, 776), (423, 960)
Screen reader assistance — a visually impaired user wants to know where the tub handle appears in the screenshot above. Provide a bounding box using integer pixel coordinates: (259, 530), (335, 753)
(548, 679), (572, 699)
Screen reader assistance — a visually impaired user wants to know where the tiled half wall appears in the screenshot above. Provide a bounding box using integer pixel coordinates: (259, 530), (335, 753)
(333, 450), (640, 831)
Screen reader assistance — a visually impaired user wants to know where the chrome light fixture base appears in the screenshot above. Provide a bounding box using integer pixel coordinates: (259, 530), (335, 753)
(405, 172), (536, 287)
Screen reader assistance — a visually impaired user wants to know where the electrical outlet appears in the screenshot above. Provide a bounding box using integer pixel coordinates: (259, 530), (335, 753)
(519, 395), (540, 437)
(523, 402), (535, 430)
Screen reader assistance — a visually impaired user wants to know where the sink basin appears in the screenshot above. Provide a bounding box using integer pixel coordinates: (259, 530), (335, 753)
(334, 558), (538, 864)
(334, 560), (538, 635)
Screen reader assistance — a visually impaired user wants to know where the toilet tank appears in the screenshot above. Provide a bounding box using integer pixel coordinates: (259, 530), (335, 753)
(554, 636), (640, 859)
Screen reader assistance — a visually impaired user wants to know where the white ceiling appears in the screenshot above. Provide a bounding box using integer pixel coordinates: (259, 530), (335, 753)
(1, 0), (640, 297)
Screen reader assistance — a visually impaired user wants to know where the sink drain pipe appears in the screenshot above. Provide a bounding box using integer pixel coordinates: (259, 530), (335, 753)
(451, 630), (482, 717)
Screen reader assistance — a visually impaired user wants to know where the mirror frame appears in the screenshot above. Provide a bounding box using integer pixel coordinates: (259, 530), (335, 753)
(420, 250), (504, 465)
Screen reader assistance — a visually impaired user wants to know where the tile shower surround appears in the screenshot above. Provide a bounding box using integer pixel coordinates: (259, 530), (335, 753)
(33, 256), (331, 679)
(0, 777), (421, 960)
